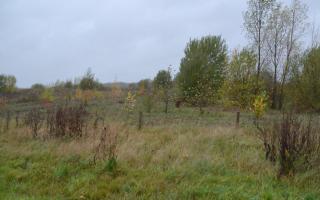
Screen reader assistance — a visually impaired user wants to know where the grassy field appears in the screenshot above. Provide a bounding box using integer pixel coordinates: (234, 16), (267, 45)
(0, 102), (319, 200)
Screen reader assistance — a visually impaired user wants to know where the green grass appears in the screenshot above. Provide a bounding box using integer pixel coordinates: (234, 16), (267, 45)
(1, 125), (319, 199)
(0, 101), (319, 199)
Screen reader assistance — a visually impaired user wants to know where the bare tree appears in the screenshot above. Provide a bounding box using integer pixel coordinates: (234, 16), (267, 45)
(265, 2), (287, 109)
(311, 23), (320, 48)
(278, 0), (308, 109)
(244, 0), (274, 88)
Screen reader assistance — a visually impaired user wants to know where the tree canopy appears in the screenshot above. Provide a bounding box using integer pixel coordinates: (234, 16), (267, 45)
(0, 74), (16, 93)
(177, 35), (227, 110)
(221, 48), (257, 109)
(154, 69), (173, 113)
(79, 68), (100, 90)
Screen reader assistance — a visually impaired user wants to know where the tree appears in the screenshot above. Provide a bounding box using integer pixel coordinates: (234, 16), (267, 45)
(79, 68), (99, 90)
(177, 35), (227, 113)
(278, 0), (308, 109)
(221, 48), (257, 109)
(265, 2), (287, 109)
(137, 79), (152, 96)
(153, 68), (173, 113)
(0, 74), (16, 93)
(244, 0), (274, 85)
(137, 79), (154, 113)
(64, 80), (73, 89)
(297, 47), (320, 112)
(31, 83), (45, 91)
(124, 91), (136, 113)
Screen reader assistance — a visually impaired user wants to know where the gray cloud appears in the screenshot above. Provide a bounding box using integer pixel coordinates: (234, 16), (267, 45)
(0, 0), (319, 87)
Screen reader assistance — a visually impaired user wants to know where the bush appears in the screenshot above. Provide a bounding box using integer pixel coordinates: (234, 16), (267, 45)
(93, 125), (118, 167)
(124, 91), (136, 113)
(45, 103), (88, 138)
(252, 92), (268, 120)
(256, 112), (320, 177)
(25, 108), (43, 138)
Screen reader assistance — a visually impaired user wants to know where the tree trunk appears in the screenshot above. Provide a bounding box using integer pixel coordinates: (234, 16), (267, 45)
(279, 7), (296, 110)
(256, 18), (262, 94)
(271, 41), (278, 110)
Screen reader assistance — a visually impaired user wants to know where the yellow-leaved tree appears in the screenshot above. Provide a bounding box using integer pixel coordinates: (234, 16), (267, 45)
(252, 92), (268, 120)
(124, 91), (136, 113)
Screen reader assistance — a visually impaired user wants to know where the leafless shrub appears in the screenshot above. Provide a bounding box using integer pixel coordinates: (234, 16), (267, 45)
(66, 104), (87, 137)
(256, 120), (278, 164)
(55, 106), (67, 137)
(45, 107), (56, 137)
(256, 112), (320, 177)
(25, 108), (43, 138)
(278, 113), (320, 177)
(93, 125), (118, 165)
(44, 103), (88, 138)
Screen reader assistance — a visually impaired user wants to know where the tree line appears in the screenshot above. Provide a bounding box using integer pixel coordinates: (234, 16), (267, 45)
(175, 0), (319, 113)
(1, 0), (319, 113)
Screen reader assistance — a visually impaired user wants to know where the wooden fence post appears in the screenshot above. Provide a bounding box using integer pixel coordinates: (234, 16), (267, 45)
(15, 111), (20, 128)
(236, 111), (240, 128)
(5, 110), (11, 131)
(138, 111), (143, 130)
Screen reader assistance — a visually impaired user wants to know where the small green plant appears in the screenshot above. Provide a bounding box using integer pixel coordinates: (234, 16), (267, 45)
(252, 92), (268, 120)
(53, 164), (69, 179)
(104, 157), (117, 174)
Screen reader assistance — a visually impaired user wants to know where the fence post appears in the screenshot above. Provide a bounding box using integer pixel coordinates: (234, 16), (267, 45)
(5, 110), (10, 131)
(15, 111), (19, 128)
(138, 111), (143, 130)
(236, 111), (240, 128)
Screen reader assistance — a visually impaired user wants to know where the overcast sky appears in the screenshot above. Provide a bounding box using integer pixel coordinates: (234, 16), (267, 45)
(1, 0), (319, 87)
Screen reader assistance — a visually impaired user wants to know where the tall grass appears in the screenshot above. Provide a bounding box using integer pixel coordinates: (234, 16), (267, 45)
(0, 117), (320, 199)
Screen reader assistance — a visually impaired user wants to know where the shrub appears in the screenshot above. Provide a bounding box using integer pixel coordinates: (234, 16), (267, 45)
(124, 91), (136, 113)
(66, 104), (88, 137)
(93, 125), (118, 166)
(25, 108), (43, 138)
(45, 103), (88, 138)
(256, 112), (320, 177)
(252, 92), (268, 120)
(40, 88), (55, 106)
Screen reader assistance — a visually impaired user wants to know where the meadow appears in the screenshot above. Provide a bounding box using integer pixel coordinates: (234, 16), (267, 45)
(0, 98), (319, 200)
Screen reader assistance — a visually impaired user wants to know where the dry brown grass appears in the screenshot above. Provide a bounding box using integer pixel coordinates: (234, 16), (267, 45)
(2, 121), (275, 178)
